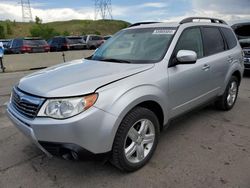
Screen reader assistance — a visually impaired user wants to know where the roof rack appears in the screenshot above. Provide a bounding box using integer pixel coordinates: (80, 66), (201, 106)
(129, 22), (161, 28)
(180, 17), (227, 25)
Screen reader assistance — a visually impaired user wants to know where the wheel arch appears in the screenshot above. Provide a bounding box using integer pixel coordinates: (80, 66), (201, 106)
(135, 100), (164, 131)
(221, 64), (243, 96)
(232, 70), (242, 84)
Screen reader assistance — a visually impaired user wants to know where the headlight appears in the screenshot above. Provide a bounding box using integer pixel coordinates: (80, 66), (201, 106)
(38, 94), (98, 119)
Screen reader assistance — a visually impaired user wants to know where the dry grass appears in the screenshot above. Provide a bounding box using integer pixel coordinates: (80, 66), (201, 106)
(0, 19), (130, 39)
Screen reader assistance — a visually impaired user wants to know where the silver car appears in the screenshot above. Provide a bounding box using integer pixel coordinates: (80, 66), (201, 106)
(84, 35), (104, 49)
(7, 17), (244, 172)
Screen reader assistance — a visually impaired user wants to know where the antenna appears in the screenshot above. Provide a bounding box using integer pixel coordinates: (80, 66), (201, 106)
(21, 0), (33, 22)
(94, 0), (113, 20)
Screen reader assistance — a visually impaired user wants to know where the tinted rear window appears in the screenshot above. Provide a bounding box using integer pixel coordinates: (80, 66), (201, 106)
(221, 28), (237, 49)
(202, 27), (225, 56)
(92, 36), (102, 40)
(24, 39), (47, 46)
(66, 37), (84, 44)
(54, 38), (66, 43)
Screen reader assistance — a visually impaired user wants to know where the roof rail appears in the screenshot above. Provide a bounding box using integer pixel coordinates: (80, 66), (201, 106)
(129, 22), (161, 28)
(180, 17), (227, 25)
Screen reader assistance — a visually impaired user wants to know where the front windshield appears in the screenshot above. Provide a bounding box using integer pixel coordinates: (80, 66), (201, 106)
(91, 27), (176, 64)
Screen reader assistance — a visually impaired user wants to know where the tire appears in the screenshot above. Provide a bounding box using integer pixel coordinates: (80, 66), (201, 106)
(215, 76), (239, 111)
(110, 107), (160, 172)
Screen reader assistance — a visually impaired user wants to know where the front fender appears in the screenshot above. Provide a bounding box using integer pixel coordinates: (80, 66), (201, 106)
(94, 84), (169, 148)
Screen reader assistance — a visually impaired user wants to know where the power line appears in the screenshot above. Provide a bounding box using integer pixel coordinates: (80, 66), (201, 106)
(94, 0), (113, 20)
(21, 0), (33, 22)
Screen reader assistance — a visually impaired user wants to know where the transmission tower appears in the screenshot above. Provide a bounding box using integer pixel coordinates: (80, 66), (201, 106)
(94, 0), (113, 20)
(21, 0), (33, 22)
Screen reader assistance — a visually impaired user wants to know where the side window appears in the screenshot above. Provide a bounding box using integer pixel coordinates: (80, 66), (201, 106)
(58, 38), (63, 44)
(92, 36), (100, 40)
(12, 40), (17, 47)
(220, 27), (237, 49)
(202, 27), (225, 56)
(17, 39), (22, 47)
(175, 28), (204, 58)
(51, 38), (57, 44)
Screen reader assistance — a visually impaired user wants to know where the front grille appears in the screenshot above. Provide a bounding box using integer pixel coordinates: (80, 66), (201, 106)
(11, 87), (45, 119)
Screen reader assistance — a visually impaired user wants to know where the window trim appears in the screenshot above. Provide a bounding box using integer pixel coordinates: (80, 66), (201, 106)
(200, 26), (226, 57)
(219, 27), (238, 50)
(169, 26), (204, 67)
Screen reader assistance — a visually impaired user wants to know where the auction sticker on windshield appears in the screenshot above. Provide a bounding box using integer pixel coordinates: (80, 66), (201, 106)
(152, 29), (176, 35)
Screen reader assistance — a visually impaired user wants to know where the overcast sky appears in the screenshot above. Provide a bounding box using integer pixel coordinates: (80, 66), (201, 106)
(0, 0), (249, 24)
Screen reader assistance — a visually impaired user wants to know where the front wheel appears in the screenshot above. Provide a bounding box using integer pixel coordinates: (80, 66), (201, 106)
(111, 107), (160, 172)
(215, 76), (239, 111)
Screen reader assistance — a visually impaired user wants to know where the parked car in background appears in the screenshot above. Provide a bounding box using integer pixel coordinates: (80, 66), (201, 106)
(4, 39), (14, 54)
(232, 22), (250, 71)
(83, 35), (104, 49)
(103, 35), (112, 41)
(10, 38), (50, 54)
(0, 39), (11, 48)
(0, 39), (12, 54)
(48, 36), (86, 52)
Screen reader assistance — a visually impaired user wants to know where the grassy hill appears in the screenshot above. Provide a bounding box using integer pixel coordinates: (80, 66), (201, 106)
(0, 19), (130, 39)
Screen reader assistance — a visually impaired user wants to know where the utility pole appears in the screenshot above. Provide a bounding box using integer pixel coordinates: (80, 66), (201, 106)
(94, 0), (113, 20)
(21, 0), (33, 22)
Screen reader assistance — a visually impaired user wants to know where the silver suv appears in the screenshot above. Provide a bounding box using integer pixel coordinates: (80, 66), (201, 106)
(84, 35), (104, 49)
(7, 17), (244, 172)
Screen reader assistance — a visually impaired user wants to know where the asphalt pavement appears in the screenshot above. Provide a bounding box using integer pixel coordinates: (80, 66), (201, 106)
(0, 59), (250, 188)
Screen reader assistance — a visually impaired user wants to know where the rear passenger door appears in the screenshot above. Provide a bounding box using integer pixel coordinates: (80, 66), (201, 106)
(168, 27), (213, 117)
(201, 27), (229, 92)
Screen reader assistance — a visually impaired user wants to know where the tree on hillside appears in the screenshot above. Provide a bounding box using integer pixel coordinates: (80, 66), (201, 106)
(30, 16), (60, 39)
(63, 31), (70, 36)
(13, 20), (17, 26)
(0, 25), (5, 39)
(35, 16), (42, 24)
(6, 23), (13, 35)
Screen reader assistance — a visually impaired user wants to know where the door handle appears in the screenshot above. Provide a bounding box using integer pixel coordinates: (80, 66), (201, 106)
(202, 64), (210, 71)
(227, 56), (234, 63)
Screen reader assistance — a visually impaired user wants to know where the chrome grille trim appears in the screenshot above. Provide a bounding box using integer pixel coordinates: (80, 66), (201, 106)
(11, 87), (45, 119)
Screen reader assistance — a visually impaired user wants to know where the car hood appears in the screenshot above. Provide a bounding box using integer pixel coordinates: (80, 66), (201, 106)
(18, 59), (154, 97)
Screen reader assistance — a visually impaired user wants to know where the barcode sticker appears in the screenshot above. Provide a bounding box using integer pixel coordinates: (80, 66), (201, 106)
(152, 30), (175, 35)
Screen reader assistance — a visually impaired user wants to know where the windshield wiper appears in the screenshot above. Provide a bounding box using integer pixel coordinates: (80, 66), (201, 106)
(99, 58), (132, 64)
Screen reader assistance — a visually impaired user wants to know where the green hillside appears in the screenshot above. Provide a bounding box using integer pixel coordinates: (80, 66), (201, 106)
(0, 19), (130, 39)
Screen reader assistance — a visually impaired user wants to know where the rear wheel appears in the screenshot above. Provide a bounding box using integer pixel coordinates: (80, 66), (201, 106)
(111, 107), (160, 172)
(215, 76), (239, 111)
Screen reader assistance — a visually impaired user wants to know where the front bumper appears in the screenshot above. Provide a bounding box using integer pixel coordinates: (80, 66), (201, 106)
(7, 103), (119, 155)
(7, 108), (52, 157)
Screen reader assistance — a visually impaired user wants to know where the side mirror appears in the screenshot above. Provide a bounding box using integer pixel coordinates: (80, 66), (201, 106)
(176, 50), (197, 64)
